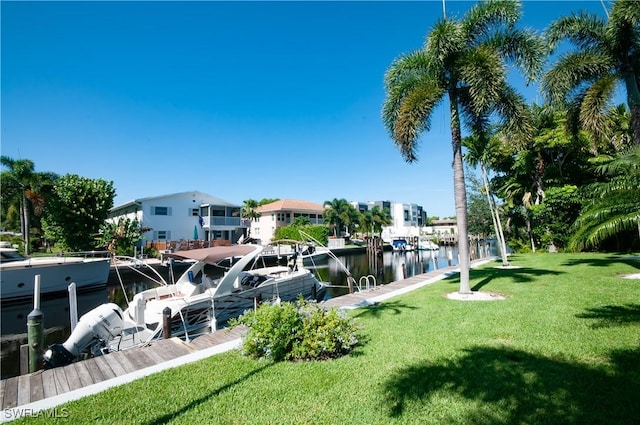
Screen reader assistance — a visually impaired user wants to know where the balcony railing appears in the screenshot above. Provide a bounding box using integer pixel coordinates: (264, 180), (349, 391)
(202, 217), (243, 227)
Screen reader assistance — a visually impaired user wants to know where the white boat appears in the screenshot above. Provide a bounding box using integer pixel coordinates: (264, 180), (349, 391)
(43, 244), (327, 368)
(0, 248), (111, 302)
(391, 238), (416, 252)
(417, 238), (439, 251)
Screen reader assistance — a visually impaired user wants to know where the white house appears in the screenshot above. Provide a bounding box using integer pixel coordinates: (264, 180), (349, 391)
(108, 191), (247, 245)
(250, 199), (325, 245)
(350, 200), (426, 242)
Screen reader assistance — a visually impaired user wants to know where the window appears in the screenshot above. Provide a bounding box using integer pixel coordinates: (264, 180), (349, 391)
(191, 208), (199, 216)
(211, 207), (226, 217)
(155, 230), (171, 240)
(152, 206), (171, 216)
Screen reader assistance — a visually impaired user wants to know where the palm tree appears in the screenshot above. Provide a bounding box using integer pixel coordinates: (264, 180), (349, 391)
(0, 156), (58, 255)
(382, 0), (542, 293)
(370, 206), (393, 236)
(543, 0), (640, 145)
(569, 145), (640, 250)
(241, 199), (261, 222)
(323, 198), (359, 238)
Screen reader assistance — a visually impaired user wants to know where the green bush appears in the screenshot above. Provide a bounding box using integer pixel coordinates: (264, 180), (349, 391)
(230, 298), (359, 362)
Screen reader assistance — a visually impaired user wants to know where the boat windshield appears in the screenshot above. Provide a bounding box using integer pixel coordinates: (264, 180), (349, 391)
(0, 249), (27, 263)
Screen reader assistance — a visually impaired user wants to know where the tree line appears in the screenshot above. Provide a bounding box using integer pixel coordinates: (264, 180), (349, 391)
(382, 0), (639, 293)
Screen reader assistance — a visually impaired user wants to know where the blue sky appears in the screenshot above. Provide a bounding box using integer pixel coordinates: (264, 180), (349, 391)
(1, 1), (608, 217)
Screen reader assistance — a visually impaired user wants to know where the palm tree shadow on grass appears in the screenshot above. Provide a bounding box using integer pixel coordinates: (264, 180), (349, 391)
(383, 345), (639, 424)
(144, 363), (273, 425)
(576, 303), (640, 328)
(459, 267), (565, 291)
(352, 300), (418, 320)
(562, 256), (640, 271)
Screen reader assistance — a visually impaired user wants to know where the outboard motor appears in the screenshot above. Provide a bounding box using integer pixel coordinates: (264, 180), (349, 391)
(43, 303), (125, 369)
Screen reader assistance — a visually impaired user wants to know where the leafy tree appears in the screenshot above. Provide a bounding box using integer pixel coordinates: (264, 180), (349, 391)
(543, 0), (640, 145)
(0, 156), (59, 254)
(292, 216), (312, 227)
(273, 225), (329, 246)
(97, 217), (152, 256)
(258, 198), (279, 206)
(42, 174), (115, 251)
(382, 0), (543, 292)
(529, 185), (581, 250)
(570, 146), (640, 250)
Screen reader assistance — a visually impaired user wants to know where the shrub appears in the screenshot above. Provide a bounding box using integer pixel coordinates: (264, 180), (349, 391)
(230, 298), (359, 362)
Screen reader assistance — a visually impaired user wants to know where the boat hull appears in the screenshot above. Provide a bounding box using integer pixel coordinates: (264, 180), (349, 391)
(1, 258), (111, 302)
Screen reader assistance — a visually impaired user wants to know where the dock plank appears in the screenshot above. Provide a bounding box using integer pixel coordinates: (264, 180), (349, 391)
(141, 346), (169, 364)
(52, 366), (70, 395)
(29, 372), (44, 403)
(0, 378), (5, 409)
(92, 355), (116, 380)
(100, 353), (127, 376)
(108, 351), (137, 374)
(72, 361), (94, 388)
(122, 349), (155, 371)
(41, 369), (58, 399)
(16, 374), (30, 406)
(2, 377), (18, 409)
(83, 358), (106, 383)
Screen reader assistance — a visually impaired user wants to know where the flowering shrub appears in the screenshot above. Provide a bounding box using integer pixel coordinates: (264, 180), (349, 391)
(230, 297), (359, 361)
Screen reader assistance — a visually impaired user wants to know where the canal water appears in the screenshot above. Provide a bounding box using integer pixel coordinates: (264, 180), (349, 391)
(0, 247), (464, 379)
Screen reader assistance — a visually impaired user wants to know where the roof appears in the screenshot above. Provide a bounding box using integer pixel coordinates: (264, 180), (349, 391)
(110, 190), (238, 212)
(255, 199), (325, 213)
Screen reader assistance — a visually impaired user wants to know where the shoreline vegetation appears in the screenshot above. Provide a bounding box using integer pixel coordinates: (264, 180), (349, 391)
(11, 252), (639, 424)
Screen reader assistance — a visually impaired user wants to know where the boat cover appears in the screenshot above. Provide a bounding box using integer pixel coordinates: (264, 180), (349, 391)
(169, 245), (262, 265)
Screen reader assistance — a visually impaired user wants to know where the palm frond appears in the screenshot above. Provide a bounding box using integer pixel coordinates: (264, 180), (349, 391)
(462, 0), (521, 43)
(424, 19), (465, 67)
(458, 46), (506, 114)
(545, 12), (606, 52)
(392, 82), (445, 162)
(486, 28), (546, 83)
(578, 74), (617, 140)
(493, 86), (533, 142)
(542, 50), (614, 104)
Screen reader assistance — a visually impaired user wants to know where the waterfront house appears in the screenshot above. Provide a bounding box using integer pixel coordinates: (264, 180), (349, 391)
(350, 200), (427, 242)
(108, 191), (248, 248)
(250, 199), (325, 245)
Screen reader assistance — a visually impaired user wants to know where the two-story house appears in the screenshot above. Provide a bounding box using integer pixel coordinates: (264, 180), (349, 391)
(250, 199), (325, 245)
(108, 191), (247, 248)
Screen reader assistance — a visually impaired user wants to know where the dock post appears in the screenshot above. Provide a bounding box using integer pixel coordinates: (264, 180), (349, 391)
(447, 249), (453, 267)
(68, 282), (78, 331)
(27, 275), (45, 373)
(162, 307), (172, 339)
(402, 263), (406, 279)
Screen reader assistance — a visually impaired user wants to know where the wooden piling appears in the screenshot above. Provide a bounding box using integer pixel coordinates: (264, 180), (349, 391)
(162, 307), (172, 339)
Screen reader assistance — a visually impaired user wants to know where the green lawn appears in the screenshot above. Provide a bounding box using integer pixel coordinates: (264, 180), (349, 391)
(16, 253), (640, 424)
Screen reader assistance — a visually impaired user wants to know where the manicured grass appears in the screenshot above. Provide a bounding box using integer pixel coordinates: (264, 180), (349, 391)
(16, 253), (640, 424)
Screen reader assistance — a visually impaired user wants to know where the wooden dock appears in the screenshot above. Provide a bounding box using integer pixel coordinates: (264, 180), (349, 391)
(0, 258), (492, 415)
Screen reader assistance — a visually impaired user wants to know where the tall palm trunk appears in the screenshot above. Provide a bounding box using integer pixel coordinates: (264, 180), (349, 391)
(480, 164), (509, 266)
(622, 65), (640, 145)
(21, 191), (30, 256)
(449, 93), (471, 294)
